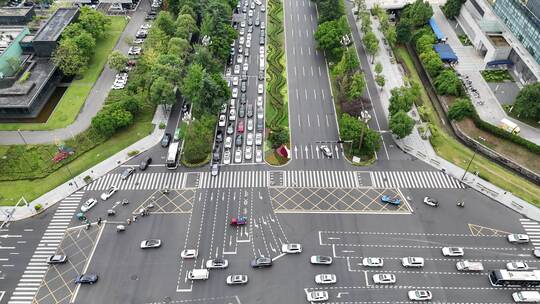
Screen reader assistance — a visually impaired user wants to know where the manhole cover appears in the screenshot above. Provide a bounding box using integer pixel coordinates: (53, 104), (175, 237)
(131, 275), (138, 280)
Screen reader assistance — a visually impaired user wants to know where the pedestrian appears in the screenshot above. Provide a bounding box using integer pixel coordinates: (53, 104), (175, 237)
(127, 218), (131, 225)
(133, 215), (138, 222)
(97, 217), (102, 225)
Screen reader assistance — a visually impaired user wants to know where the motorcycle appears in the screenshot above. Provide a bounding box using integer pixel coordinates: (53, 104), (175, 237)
(457, 201), (465, 207)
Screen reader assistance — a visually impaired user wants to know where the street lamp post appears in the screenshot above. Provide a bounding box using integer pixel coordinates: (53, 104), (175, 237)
(461, 147), (477, 181)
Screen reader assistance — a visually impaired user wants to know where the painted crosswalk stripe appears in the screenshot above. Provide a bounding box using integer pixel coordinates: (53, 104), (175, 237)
(85, 172), (185, 191)
(370, 171), (464, 189)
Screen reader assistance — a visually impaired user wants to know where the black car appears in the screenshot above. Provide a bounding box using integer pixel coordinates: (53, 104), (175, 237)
(75, 273), (98, 284)
(161, 133), (171, 147)
(240, 93), (247, 104)
(256, 119), (264, 132)
(258, 70), (264, 81)
(235, 134), (243, 146)
(247, 104), (254, 118)
(238, 104), (246, 118)
(213, 149), (221, 162)
(241, 71), (248, 81)
(251, 257), (272, 268)
(216, 129), (224, 143)
(248, 18), (253, 26)
(139, 157), (152, 170)
(241, 81), (247, 93)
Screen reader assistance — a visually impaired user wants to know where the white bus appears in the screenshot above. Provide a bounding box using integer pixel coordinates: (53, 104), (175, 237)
(489, 270), (540, 287)
(166, 141), (180, 170)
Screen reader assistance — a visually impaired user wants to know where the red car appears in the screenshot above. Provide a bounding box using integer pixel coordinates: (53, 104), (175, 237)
(237, 120), (244, 133)
(231, 216), (247, 226)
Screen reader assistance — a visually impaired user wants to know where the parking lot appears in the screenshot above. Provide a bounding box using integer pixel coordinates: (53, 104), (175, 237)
(212, 0), (268, 166)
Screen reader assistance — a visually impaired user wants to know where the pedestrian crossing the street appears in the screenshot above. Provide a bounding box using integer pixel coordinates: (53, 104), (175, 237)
(199, 171), (267, 188)
(519, 218), (540, 247)
(370, 171), (465, 189)
(85, 172), (185, 191)
(8, 192), (84, 304)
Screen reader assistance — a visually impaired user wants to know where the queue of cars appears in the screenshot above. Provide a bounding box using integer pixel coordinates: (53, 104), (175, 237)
(213, 0), (266, 166)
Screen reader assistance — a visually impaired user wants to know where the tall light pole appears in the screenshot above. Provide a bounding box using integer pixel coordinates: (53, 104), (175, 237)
(461, 147), (477, 181)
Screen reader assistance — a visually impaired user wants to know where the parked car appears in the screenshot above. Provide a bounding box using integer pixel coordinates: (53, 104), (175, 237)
(306, 291), (328, 302)
(362, 257), (383, 267)
(408, 290), (432, 301)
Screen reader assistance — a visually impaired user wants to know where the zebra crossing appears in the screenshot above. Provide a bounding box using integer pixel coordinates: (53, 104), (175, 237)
(370, 171), (465, 189)
(8, 192), (84, 304)
(279, 170), (359, 188)
(85, 172), (185, 191)
(199, 171), (267, 188)
(519, 218), (540, 247)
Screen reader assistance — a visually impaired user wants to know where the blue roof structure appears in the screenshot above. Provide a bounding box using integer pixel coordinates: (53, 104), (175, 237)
(433, 43), (458, 62)
(429, 17), (446, 41)
(487, 59), (514, 66)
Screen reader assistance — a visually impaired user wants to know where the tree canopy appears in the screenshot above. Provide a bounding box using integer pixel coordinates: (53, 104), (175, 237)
(434, 69), (463, 96)
(512, 82), (540, 121)
(402, 0), (433, 27)
(389, 110), (415, 139)
(108, 50), (129, 72)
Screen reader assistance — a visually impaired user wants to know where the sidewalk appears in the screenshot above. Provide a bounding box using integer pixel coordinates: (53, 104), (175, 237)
(357, 12), (540, 221)
(0, 107), (166, 223)
(431, 5), (540, 146)
(0, 1), (150, 145)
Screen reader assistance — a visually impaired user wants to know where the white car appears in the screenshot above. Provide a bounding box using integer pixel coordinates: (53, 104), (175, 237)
(80, 198), (97, 212)
(247, 119), (254, 131)
(206, 258), (229, 269)
(243, 62), (249, 72)
(255, 133), (262, 146)
(402, 257), (424, 268)
(223, 149), (231, 164)
(259, 46), (265, 55)
(261, 21), (265, 29)
(442, 247), (464, 257)
(180, 249), (198, 259)
(362, 257), (383, 267)
(234, 64), (240, 74)
(229, 109), (236, 121)
(320, 145), (333, 157)
(306, 291), (328, 302)
(246, 38), (251, 48)
(140, 239), (161, 249)
(245, 146), (252, 160)
(239, 27), (245, 36)
(219, 114), (227, 127)
(238, 45), (244, 54)
(232, 76), (239, 86)
(133, 38), (145, 44)
(226, 274), (248, 285)
(247, 33), (252, 41)
(255, 149), (263, 163)
(423, 196), (439, 207)
(246, 132), (254, 145)
(310, 255), (332, 265)
(100, 186), (118, 201)
(315, 273), (337, 284)
(258, 83), (264, 94)
(226, 67), (232, 77)
(234, 149), (242, 163)
(507, 261), (530, 271)
(140, 23), (152, 29)
(239, 36), (245, 45)
(225, 136), (233, 149)
(373, 273), (396, 284)
(240, 20), (246, 28)
(232, 87), (238, 98)
(257, 96), (263, 107)
(408, 290), (432, 301)
(261, 4), (265, 11)
(508, 234), (530, 244)
(111, 83), (125, 90)
(248, 9), (253, 17)
(282, 243), (302, 254)
(237, 54), (243, 64)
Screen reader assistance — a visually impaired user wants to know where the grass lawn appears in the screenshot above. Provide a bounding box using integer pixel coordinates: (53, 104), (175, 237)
(395, 45), (540, 207)
(0, 108), (154, 206)
(0, 16), (127, 131)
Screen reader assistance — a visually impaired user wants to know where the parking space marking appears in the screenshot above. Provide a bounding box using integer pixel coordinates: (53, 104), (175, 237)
(270, 187), (411, 214)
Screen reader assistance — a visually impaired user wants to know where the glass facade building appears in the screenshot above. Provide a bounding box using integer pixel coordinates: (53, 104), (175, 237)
(491, 0), (540, 64)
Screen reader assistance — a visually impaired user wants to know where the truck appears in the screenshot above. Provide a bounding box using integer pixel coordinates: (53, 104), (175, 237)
(187, 269), (209, 280)
(499, 118), (520, 135)
(456, 260), (484, 272)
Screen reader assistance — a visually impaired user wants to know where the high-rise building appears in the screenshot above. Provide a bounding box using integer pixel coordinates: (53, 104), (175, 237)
(491, 0), (540, 65)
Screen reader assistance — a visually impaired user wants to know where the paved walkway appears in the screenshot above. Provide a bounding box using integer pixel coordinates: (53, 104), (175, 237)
(0, 1), (150, 145)
(0, 107), (166, 223)
(356, 12), (540, 221)
(431, 5), (540, 146)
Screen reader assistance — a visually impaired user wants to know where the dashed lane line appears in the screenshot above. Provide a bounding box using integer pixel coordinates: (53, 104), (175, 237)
(307, 285), (535, 291)
(330, 244), (526, 251)
(319, 231), (507, 237)
(345, 256), (540, 263)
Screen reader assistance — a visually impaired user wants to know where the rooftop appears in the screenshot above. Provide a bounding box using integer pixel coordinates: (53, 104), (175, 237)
(0, 7), (33, 17)
(0, 26), (26, 56)
(33, 7), (79, 42)
(489, 35), (510, 47)
(0, 58), (57, 108)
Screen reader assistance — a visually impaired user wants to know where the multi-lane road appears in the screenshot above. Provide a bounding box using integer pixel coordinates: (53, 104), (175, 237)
(1, 0), (539, 303)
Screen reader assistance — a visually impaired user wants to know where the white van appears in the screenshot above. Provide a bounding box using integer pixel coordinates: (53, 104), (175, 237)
(188, 269), (209, 280)
(513, 291), (540, 302)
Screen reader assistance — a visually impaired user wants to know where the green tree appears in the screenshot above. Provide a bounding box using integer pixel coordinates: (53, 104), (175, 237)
(317, 0), (345, 23)
(388, 86), (418, 115)
(363, 31), (379, 63)
(448, 98), (475, 121)
(61, 23), (85, 40)
(150, 76), (177, 112)
(334, 47), (359, 76)
(389, 110), (415, 139)
(402, 0), (433, 27)
(415, 33), (435, 54)
(91, 111), (116, 138)
(175, 14), (198, 40)
(146, 27), (171, 53)
(396, 18), (413, 44)
(168, 37), (191, 59)
(183, 115), (215, 163)
(375, 62), (383, 74)
(361, 13), (371, 34)
(434, 69), (463, 96)
(347, 72), (366, 102)
(77, 6), (111, 39)
(155, 11), (176, 37)
(379, 12), (389, 32)
(314, 20), (347, 62)
(181, 63), (205, 113)
(167, 0), (181, 15)
(384, 25), (397, 47)
(419, 49), (444, 77)
(375, 74), (385, 89)
(269, 127), (289, 148)
(353, 0), (366, 18)
(109, 107), (134, 129)
(71, 31), (95, 58)
(361, 127), (381, 155)
(179, 4), (197, 19)
(52, 39), (87, 76)
(512, 82), (540, 121)
(190, 45), (223, 74)
(339, 113), (362, 145)
(108, 50), (129, 72)
(442, 0), (466, 19)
